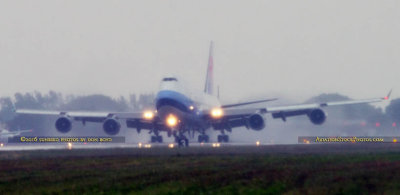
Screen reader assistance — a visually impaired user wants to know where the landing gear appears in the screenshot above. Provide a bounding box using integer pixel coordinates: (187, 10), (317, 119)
(217, 135), (229, 143)
(151, 135), (163, 143)
(175, 135), (189, 147)
(198, 134), (209, 143)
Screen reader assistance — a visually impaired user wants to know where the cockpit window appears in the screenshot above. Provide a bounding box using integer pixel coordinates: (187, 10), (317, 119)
(162, 77), (178, 82)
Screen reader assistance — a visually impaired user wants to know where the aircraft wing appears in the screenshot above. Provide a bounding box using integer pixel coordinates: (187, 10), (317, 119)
(267, 96), (386, 121)
(207, 92), (390, 130)
(16, 109), (144, 119)
(0, 132), (17, 136)
(0, 130), (31, 136)
(15, 109), (168, 132)
(17, 129), (33, 134)
(221, 98), (278, 108)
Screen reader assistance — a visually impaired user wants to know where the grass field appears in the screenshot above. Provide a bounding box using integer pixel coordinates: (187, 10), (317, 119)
(1, 144), (400, 194)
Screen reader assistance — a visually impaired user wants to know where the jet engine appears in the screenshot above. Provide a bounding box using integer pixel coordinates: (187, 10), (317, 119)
(55, 116), (72, 133)
(248, 114), (265, 131)
(103, 118), (121, 135)
(308, 109), (327, 125)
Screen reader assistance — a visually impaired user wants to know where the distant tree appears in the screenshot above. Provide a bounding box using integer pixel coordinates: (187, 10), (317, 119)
(137, 93), (155, 110)
(305, 93), (350, 103)
(386, 98), (400, 123)
(3, 92), (50, 133)
(62, 94), (126, 111)
(129, 94), (138, 110)
(0, 97), (16, 122)
(117, 96), (129, 111)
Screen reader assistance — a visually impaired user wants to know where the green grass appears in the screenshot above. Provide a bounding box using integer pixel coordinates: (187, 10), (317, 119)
(1, 145), (400, 194)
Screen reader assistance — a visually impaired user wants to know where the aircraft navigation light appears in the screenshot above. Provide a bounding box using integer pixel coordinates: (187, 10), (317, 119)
(143, 111), (154, 120)
(211, 108), (224, 118)
(189, 106), (194, 110)
(166, 114), (178, 127)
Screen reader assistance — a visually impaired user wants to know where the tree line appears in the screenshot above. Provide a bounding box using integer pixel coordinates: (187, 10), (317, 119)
(0, 91), (399, 134)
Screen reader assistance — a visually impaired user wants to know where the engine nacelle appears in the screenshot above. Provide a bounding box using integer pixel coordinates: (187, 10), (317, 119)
(248, 114), (265, 131)
(308, 109), (327, 125)
(55, 117), (72, 133)
(103, 118), (121, 135)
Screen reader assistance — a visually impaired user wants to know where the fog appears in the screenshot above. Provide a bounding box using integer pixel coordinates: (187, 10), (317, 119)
(0, 1), (399, 144)
(0, 1), (398, 102)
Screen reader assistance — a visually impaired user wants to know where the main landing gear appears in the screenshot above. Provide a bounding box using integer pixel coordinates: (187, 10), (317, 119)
(176, 135), (189, 147)
(217, 134), (229, 143)
(198, 134), (209, 143)
(150, 135), (163, 143)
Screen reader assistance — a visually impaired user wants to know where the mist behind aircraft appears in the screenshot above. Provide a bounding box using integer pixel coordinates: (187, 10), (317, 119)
(0, 0), (398, 103)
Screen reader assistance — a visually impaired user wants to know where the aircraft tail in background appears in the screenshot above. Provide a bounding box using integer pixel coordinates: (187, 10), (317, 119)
(204, 41), (214, 95)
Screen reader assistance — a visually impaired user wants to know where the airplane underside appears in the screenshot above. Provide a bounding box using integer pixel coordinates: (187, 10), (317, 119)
(146, 127), (230, 147)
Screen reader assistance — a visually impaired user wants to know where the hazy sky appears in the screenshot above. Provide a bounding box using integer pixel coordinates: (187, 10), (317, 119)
(0, 0), (399, 104)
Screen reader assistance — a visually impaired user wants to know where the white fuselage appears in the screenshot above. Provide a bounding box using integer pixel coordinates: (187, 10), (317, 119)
(154, 77), (220, 128)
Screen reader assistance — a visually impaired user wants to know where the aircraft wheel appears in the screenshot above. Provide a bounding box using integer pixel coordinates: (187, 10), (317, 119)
(224, 135), (229, 142)
(217, 135), (222, 142)
(151, 136), (157, 143)
(217, 135), (229, 143)
(177, 137), (189, 147)
(167, 131), (172, 137)
(157, 135), (163, 143)
(198, 135), (209, 143)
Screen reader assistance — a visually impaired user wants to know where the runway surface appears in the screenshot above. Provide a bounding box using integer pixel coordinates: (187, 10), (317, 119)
(1, 142), (400, 159)
(2, 142), (400, 194)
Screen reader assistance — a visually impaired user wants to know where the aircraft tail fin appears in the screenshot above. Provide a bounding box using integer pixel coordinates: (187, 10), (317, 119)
(204, 41), (214, 95)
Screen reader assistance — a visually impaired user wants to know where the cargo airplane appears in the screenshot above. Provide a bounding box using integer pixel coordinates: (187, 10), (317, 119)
(16, 42), (390, 146)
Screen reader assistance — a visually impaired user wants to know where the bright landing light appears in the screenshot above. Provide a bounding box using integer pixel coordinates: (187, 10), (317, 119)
(67, 142), (73, 150)
(143, 111), (154, 120)
(212, 143), (221, 147)
(166, 114), (178, 127)
(211, 108), (224, 118)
